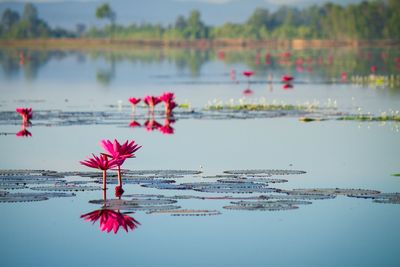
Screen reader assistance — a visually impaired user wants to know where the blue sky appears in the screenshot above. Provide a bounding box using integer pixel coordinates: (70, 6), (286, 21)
(0, 0), (366, 29)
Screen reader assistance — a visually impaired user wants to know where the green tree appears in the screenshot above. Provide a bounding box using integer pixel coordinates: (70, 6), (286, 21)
(1, 9), (20, 32)
(185, 10), (207, 39)
(96, 3), (116, 26)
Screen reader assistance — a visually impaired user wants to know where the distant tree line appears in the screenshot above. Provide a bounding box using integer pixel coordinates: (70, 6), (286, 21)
(1, 1), (399, 40)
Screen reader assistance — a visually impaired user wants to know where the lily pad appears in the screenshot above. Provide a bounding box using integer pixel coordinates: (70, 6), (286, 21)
(141, 184), (192, 190)
(196, 187), (279, 194)
(125, 170), (202, 176)
(0, 192), (75, 203)
(285, 188), (380, 197)
(224, 203), (299, 211)
(89, 198), (178, 207)
(0, 184), (27, 190)
(31, 185), (102, 192)
(224, 169), (306, 176)
(148, 209), (221, 216)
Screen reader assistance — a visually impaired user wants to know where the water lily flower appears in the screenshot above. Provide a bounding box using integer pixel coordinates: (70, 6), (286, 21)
(243, 71), (254, 78)
(16, 108), (32, 125)
(159, 92), (177, 116)
(128, 97), (141, 106)
(144, 95), (161, 113)
(80, 154), (122, 190)
(100, 139), (142, 189)
(128, 97), (141, 112)
(281, 75), (294, 82)
(81, 209), (140, 234)
(370, 65), (377, 73)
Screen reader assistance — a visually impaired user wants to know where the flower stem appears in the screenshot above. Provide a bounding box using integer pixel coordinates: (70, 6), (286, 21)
(102, 170), (107, 191)
(117, 165), (122, 187)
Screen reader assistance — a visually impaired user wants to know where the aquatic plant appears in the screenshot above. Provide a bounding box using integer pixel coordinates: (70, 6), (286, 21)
(128, 97), (141, 112)
(281, 75), (294, 82)
(144, 95), (161, 113)
(16, 108), (32, 125)
(100, 139), (142, 193)
(159, 92), (177, 116)
(80, 154), (122, 190)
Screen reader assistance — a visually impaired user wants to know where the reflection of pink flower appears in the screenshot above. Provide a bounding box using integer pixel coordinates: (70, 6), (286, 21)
(100, 139), (141, 162)
(16, 128), (32, 137)
(128, 97), (141, 106)
(159, 118), (175, 135)
(16, 108), (32, 124)
(283, 83), (293, 90)
(243, 88), (253, 96)
(81, 209), (140, 234)
(281, 75), (294, 82)
(80, 154), (122, 170)
(144, 119), (161, 132)
(129, 120), (141, 128)
(243, 71), (254, 77)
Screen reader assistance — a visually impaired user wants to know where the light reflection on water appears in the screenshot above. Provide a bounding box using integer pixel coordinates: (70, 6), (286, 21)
(0, 47), (400, 267)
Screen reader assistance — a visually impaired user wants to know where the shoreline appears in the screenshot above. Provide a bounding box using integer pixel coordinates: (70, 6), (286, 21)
(0, 38), (398, 50)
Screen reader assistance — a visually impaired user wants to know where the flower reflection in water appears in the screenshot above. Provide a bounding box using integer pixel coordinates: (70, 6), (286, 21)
(144, 118), (162, 132)
(16, 107), (33, 138)
(159, 117), (175, 135)
(16, 127), (32, 137)
(129, 120), (141, 128)
(81, 191), (140, 234)
(242, 88), (254, 96)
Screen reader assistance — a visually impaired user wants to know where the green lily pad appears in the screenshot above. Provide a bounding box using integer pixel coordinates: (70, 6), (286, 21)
(224, 169), (306, 176)
(31, 185), (102, 192)
(148, 209), (221, 216)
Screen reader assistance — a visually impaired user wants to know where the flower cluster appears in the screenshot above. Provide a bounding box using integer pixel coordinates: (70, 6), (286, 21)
(129, 92), (177, 115)
(80, 139), (141, 194)
(16, 108), (33, 138)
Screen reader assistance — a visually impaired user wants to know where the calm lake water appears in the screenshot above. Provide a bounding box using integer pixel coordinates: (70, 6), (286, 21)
(1, 47), (400, 267)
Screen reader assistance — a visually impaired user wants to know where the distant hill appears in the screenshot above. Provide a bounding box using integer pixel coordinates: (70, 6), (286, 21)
(0, 0), (364, 30)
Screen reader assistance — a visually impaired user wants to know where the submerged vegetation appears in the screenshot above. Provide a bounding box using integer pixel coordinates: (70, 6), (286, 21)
(1, 1), (400, 40)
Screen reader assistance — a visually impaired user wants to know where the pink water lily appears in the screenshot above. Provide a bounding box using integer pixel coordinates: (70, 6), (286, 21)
(100, 139), (141, 189)
(128, 97), (141, 106)
(243, 71), (254, 77)
(144, 95), (161, 113)
(80, 154), (122, 190)
(81, 209), (140, 234)
(16, 108), (32, 125)
(128, 97), (141, 112)
(281, 75), (294, 82)
(159, 92), (177, 116)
